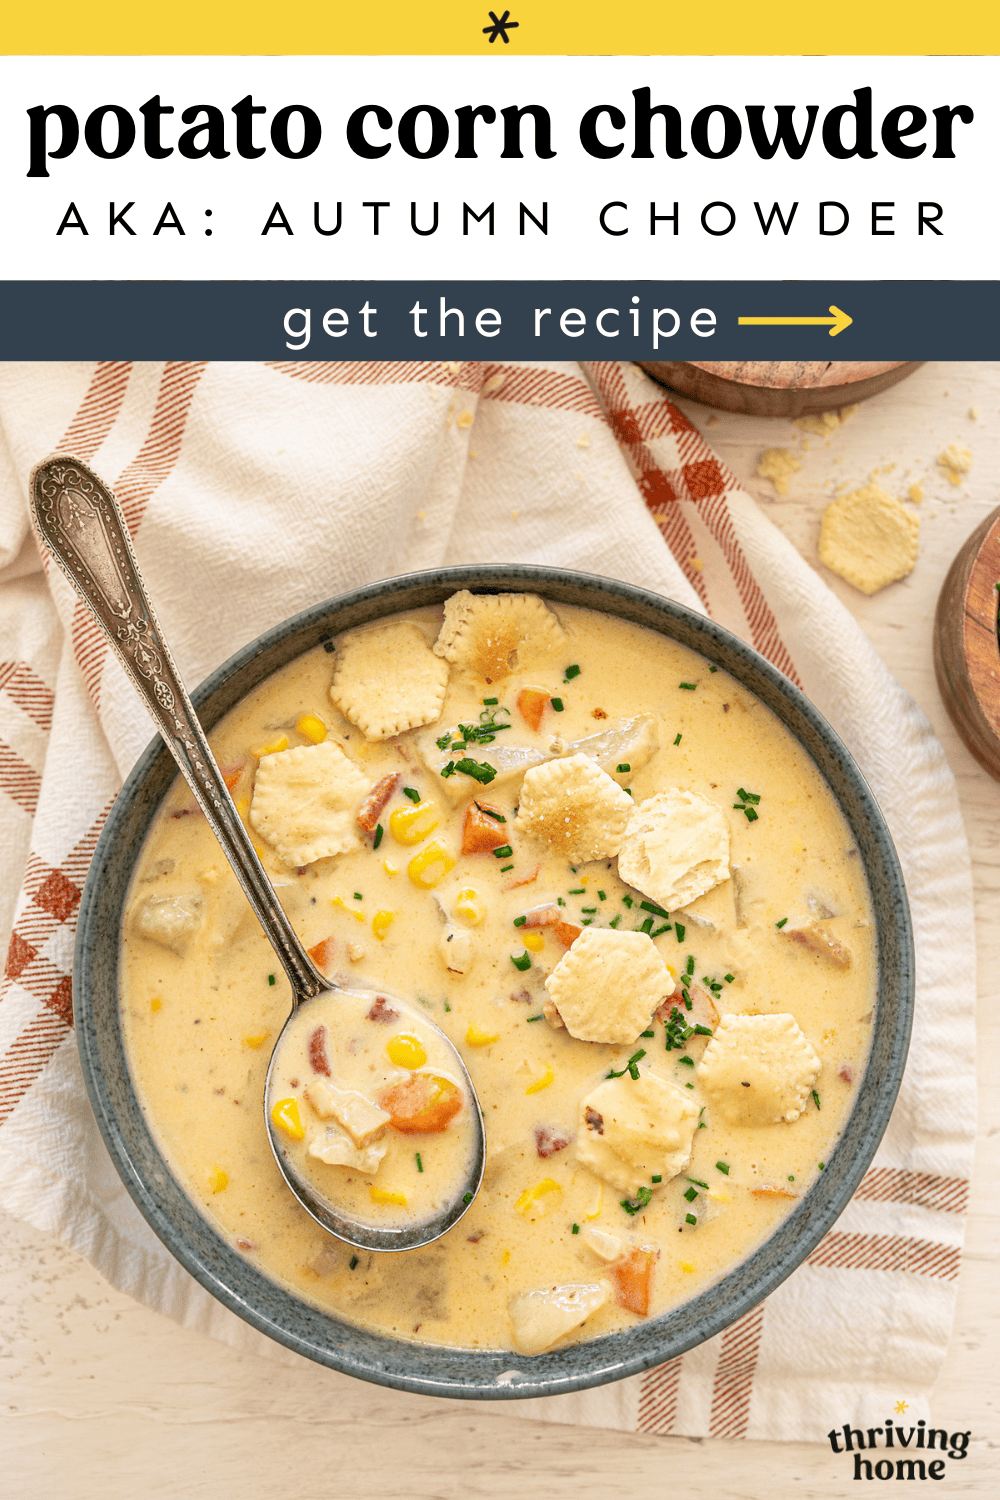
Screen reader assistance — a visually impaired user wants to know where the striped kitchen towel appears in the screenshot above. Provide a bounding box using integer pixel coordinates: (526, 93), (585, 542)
(0, 359), (974, 1442)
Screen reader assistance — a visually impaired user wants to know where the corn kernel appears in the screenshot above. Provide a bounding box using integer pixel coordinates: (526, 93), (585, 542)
(680, 1261), (695, 1273)
(150, 996), (162, 1013)
(208, 1167), (228, 1193)
(383, 859), (398, 876)
(525, 1063), (554, 1095)
(454, 887), (486, 926)
(370, 1185), (407, 1207)
(521, 931), (545, 952)
(501, 1249), (511, 1265)
(295, 713), (327, 744)
(407, 842), (456, 889)
(466, 1024), (500, 1048)
(386, 1033), (427, 1069)
(389, 801), (440, 846)
(372, 910), (396, 941)
(244, 1031), (269, 1049)
(332, 895), (365, 923)
(271, 1097), (304, 1140)
(514, 1179), (563, 1217)
(252, 733), (289, 758)
(584, 1184), (603, 1219)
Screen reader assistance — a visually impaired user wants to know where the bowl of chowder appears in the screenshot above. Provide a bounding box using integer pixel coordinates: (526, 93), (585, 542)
(76, 565), (913, 1399)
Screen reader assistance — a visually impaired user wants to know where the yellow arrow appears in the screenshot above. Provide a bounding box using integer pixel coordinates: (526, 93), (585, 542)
(738, 306), (853, 338)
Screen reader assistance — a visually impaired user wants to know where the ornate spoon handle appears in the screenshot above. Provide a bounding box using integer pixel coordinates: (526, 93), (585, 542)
(30, 454), (323, 1004)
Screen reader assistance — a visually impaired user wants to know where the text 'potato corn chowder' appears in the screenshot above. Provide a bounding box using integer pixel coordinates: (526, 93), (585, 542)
(122, 592), (874, 1356)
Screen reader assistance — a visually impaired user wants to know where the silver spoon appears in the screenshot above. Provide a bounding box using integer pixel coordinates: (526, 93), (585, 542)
(30, 453), (486, 1253)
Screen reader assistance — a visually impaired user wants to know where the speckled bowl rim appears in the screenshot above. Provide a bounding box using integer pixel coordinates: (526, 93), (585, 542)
(75, 564), (914, 1401)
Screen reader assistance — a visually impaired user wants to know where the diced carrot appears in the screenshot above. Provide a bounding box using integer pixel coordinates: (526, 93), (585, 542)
(461, 801), (509, 854)
(610, 1247), (656, 1316)
(222, 762), (246, 792)
(308, 1025), (331, 1076)
(376, 1073), (462, 1134)
(553, 921), (583, 948)
(357, 773), (400, 832)
(307, 936), (337, 972)
(751, 1184), (799, 1200)
(516, 688), (550, 732)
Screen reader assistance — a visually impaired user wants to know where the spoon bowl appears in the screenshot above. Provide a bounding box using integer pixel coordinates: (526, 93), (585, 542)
(29, 453), (486, 1253)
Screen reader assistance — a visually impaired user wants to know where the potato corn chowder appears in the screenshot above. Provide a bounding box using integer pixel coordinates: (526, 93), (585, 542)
(121, 592), (874, 1355)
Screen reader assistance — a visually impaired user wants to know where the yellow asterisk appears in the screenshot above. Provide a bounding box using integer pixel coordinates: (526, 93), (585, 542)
(894, 1400), (909, 1414)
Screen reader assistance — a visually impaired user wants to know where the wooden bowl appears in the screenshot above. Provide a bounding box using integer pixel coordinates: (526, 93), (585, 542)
(933, 507), (1000, 781)
(638, 361), (923, 417)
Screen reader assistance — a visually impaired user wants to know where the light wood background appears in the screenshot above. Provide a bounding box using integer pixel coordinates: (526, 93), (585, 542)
(3, 361), (997, 1496)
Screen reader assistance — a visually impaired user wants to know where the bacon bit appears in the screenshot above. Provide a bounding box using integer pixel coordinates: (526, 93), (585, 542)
(366, 996), (399, 1025)
(357, 773), (400, 832)
(307, 936), (337, 972)
(461, 801), (509, 854)
(584, 1106), (604, 1135)
(510, 988), (532, 1003)
(169, 807), (196, 819)
(516, 687), (550, 732)
(610, 1248), (655, 1316)
(553, 921), (582, 948)
(503, 864), (540, 891)
(752, 1184), (799, 1200)
(308, 1025), (331, 1076)
(235, 1237), (257, 1252)
(591, 708), (608, 719)
(543, 999), (564, 1030)
(838, 1063), (854, 1084)
(534, 1123), (572, 1158)
(377, 1073), (462, 1133)
(521, 903), (561, 927)
(466, 1233), (483, 1243)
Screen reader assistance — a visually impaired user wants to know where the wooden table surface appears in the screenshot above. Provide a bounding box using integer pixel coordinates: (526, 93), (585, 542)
(3, 361), (997, 1496)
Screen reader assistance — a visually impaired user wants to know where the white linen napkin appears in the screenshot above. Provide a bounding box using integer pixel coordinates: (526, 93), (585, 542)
(0, 358), (975, 1442)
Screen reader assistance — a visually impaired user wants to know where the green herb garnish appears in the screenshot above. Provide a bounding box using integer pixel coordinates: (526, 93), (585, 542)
(511, 952), (532, 972)
(526, 1013), (544, 1022)
(492, 844), (514, 860)
(716, 1161), (730, 1175)
(373, 823), (384, 850)
(679, 682), (696, 691)
(620, 1186), (653, 1216)
(597, 890), (607, 900)
(674, 923), (686, 942)
(812, 1090), (821, 1110)
(551, 697), (564, 712)
(674, 733), (682, 745)
(415, 1152), (423, 1173)
(609, 914), (621, 928)
(483, 697), (498, 705)
(463, 1192), (473, 1204)
(513, 915), (527, 927)
(564, 664), (581, 680)
(571, 1223), (580, 1234)
(477, 803), (506, 822)
(402, 786), (421, 803)
(776, 917), (788, 929)
(622, 895), (634, 909)
(452, 757), (497, 784)
(353, 892), (363, 901)
(685, 1212), (697, 1225)
(268, 974), (275, 986)
(684, 1186), (698, 1202)
(349, 1255), (359, 1269)
(607, 1047), (646, 1080)
(616, 762), (631, 773)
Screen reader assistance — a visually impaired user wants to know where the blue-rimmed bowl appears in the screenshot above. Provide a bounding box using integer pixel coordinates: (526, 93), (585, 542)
(75, 564), (913, 1400)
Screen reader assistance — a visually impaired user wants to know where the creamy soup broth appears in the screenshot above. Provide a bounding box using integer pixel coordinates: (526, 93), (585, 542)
(121, 598), (874, 1352)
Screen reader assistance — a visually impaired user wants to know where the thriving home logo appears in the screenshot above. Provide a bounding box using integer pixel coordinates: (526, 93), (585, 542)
(828, 1416), (970, 1481)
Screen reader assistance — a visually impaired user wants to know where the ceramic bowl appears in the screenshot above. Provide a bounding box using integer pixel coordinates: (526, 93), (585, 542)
(75, 564), (914, 1401)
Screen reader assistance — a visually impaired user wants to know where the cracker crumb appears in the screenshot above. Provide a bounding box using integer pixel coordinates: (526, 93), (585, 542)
(908, 482), (923, 504)
(689, 556), (704, 572)
(416, 510), (427, 519)
(757, 448), (800, 496)
(482, 372), (506, 394)
(937, 444), (973, 486)
(795, 411), (839, 437)
(457, 409), (474, 429)
(969, 406), (979, 421)
(577, 433), (590, 448)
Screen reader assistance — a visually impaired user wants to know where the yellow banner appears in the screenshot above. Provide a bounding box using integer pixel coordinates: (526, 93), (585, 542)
(6, 0), (999, 55)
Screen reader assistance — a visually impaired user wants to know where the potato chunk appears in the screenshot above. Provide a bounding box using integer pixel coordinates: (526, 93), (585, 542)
(304, 1079), (391, 1146)
(508, 1283), (609, 1355)
(132, 892), (204, 955)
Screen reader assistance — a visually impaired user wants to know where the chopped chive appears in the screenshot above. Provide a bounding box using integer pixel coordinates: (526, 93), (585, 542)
(616, 762), (631, 773)
(453, 757), (497, 784)
(686, 1177), (709, 1189)
(482, 697), (498, 705)
(607, 1047), (647, 1080)
(716, 1161), (730, 1175)
(640, 900), (669, 917)
(415, 1152), (424, 1173)
(581, 906), (598, 914)
(478, 805), (506, 822)
(709, 665), (718, 672)
(684, 1186), (698, 1202)
(620, 1186), (653, 1216)
(818, 1162), (825, 1170)
(651, 1174), (662, 1183)
(564, 664), (581, 680)
(788, 1175), (795, 1182)
(443, 1001), (451, 1012)
(373, 823), (384, 849)
(500, 864), (513, 872)
(349, 1255), (359, 1269)
(322, 638), (335, 654)
(641, 1029), (655, 1037)
(551, 698), (564, 712)
(353, 892), (363, 901)
(679, 682), (696, 691)
(636, 916), (653, 935)
(652, 923), (671, 937)
(581, 918), (594, 925)
(569, 887), (586, 895)
(526, 1013), (544, 1022)
(675, 923), (686, 942)
(682, 994), (692, 1011)
(463, 1192), (473, 1204)
(745, 806), (758, 822)
(673, 733), (682, 745)
(571, 1223), (580, 1234)
(609, 914), (622, 928)
(679, 1055), (695, 1067)
(693, 1024), (713, 1036)
(557, 896), (566, 906)
(685, 1212), (697, 1224)
(492, 844), (514, 859)
(624, 788), (633, 796)
(511, 952), (532, 972)
(724, 973), (734, 983)
(513, 915), (527, 927)
(402, 787), (421, 803)
(698, 1121), (707, 1129)
(268, 973), (276, 986)
(812, 1090), (821, 1110)
(686, 956), (695, 975)
(597, 890), (607, 901)
(622, 895), (634, 908)
(776, 917), (788, 929)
